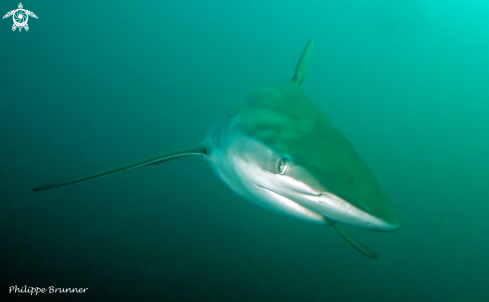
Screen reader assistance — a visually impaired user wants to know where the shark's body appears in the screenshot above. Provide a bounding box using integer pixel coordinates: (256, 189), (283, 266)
(206, 81), (398, 231)
(34, 39), (399, 258)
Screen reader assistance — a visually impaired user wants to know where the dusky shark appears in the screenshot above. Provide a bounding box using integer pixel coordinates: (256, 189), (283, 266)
(34, 39), (400, 258)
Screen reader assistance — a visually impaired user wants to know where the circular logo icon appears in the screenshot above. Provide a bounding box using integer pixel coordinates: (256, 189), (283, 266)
(13, 9), (28, 27)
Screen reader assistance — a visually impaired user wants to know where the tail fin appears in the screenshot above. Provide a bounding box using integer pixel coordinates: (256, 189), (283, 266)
(33, 144), (206, 191)
(291, 38), (314, 86)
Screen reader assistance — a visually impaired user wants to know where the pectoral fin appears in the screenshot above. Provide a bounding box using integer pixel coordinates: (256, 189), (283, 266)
(33, 144), (206, 191)
(333, 224), (377, 259)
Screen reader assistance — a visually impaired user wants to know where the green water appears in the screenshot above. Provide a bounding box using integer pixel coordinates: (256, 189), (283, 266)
(1, 0), (488, 301)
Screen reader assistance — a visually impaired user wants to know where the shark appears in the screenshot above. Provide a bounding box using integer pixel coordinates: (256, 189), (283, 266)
(34, 39), (400, 258)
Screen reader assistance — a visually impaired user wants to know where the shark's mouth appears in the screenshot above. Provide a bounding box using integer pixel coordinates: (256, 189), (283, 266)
(253, 185), (331, 225)
(255, 185), (306, 201)
(255, 185), (396, 231)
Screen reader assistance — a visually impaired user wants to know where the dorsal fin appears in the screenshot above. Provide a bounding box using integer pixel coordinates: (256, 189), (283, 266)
(291, 38), (314, 86)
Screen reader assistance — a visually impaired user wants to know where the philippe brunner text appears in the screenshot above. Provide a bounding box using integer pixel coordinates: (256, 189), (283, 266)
(9, 285), (88, 295)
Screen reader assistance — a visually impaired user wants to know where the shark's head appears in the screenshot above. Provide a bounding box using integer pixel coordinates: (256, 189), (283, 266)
(207, 84), (400, 232)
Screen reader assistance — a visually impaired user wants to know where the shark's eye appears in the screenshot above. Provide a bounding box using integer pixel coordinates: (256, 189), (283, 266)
(277, 158), (288, 174)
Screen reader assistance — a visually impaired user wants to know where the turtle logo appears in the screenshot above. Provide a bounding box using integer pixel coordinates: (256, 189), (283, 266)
(3, 3), (37, 32)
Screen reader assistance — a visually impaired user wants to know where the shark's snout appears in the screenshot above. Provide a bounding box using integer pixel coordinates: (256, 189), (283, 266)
(269, 182), (399, 231)
(314, 191), (399, 232)
(258, 176), (399, 232)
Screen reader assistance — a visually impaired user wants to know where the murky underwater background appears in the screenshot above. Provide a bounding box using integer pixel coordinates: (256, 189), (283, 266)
(1, 0), (488, 301)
